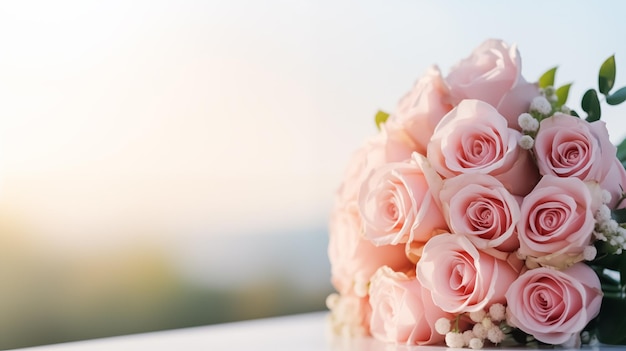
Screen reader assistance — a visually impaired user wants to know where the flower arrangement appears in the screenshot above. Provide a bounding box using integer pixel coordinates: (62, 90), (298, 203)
(327, 39), (626, 348)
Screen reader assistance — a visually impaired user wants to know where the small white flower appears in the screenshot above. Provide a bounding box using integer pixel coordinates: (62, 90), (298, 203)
(530, 96), (552, 115)
(602, 190), (612, 204)
(517, 113), (539, 131)
(487, 326), (505, 344)
(561, 105), (571, 114)
(583, 246), (597, 261)
(488, 303), (506, 322)
(472, 323), (487, 339)
(543, 86), (556, 96)
(435, 317), (452, 335)
(446, 332), (465, 348)
(469, 310), (486, 323)
(518, 135), (534, 150)
(469, 338), (484, 350)
(462, 330), (475, 345)
(325, 293), (339, 309)
(481, 318), (493, 329)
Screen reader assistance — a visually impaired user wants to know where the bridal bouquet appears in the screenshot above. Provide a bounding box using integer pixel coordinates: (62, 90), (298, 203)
(327, 39), (626, 349)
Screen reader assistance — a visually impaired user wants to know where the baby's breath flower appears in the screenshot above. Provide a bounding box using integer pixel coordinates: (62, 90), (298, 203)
(518, 113), (539, 132)
(560, 105), (571, 114)
(583, 246), (597, 261)
(472, 323), (487, 339)
(462, 330), (475, 345)
(530, 96), (552, 115)
(488, 303), (506, 322)
(446, 332), (465, 348)
(602, 190), (612, 204)
(519, 135), (534, 150)
(469, 338), (484, 350)
(435, 317), (452, 335)
(481, 318), (493, 329)
(487, 326), (505, 344)
(469, 310), (486, 323)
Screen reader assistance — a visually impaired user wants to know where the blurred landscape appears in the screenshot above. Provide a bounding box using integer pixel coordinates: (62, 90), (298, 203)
(0, 211), (332, 349)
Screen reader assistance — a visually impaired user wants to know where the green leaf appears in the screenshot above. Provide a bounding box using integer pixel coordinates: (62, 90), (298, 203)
(617, 137), (626, 165)
(374, 110), (389, 130)
(555, 83), (572, 106)
(599, 55), (616, 95)
(607, 86), (626, 105)
(538, 66), (557, 88)
(597, 295), (626, 344)
(570, 109), (580, 117)
(582, 89), (601, 122)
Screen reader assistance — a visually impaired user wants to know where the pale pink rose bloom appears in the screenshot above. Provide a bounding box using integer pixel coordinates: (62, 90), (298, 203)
(439, 174), (520, 252)
(328, 203), (412, 296)
(369, 266), (451, 345)
(517, 175), (596, 269)
(601, 158), (626, 209)
(335, 127), (417, 205)
(505, 263), (602, 345)
(445, 39), (539, 128)
(427, 99), (539, 195)
(416, 233), (518, 314)
(534, 113), (617, 183)
(389, 66), (453, 155)
(359, 157), (447, 246)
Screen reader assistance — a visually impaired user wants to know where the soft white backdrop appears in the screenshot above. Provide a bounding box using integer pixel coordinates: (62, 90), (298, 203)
(0, 0), (625, 287)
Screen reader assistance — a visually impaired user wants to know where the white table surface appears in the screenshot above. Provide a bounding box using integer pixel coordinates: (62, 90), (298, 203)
(9, 311), (626, 351)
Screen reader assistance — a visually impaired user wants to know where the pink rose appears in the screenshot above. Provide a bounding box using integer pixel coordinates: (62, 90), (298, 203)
(389, 66), (453, 155)
(335, 127), (418, 205)
(445, 39), (539, 128)
(416, 233), (518, 313)
(439, 174), (520, 252)
(369, 266), (451, 345)
(517, 175), (596, 269)
(427, 99), (539, 195)
(328, 203), (412, 296)
(359, 157), (447, 246)
(534, 113), (617, 184)
(505, 263), (602, 345)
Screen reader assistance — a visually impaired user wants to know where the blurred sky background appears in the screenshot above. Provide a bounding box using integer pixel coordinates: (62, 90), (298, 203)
(1, 0), (626, 349)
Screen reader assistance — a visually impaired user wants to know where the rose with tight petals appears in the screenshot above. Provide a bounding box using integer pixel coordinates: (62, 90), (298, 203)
(534, 113), (617, 184)
(389, 65), (453, 156)
(517, 175), (597, 269)
(427, 99), (539, 196)
(359, 157), (447, 246)
(416, 233), (518, 314)
(445, 39), (539, 129)
(328, 203), (412, 296)
(439, 174), (520, 253)
(368, 266), (452, 345)
(505, 263), (602, 345)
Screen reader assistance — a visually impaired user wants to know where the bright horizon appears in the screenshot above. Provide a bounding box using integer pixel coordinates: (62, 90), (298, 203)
(0, 1), (625, 250)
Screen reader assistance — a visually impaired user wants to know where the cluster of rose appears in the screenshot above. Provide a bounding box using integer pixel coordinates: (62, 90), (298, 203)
(327, 39), (626, 348)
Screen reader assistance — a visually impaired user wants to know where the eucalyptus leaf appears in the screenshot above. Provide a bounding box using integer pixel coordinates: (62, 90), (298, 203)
(617, 137), (626, 164)
(555, 83), (572, 106)
(582, 89), (601, 122)
(607, 86), (626, 105)
(539, 67), (557, 88)
(374, 110), (390, 130)
(599, 55), (616, 95)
